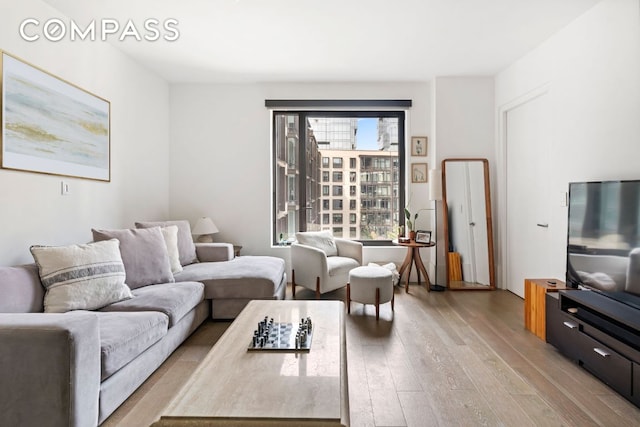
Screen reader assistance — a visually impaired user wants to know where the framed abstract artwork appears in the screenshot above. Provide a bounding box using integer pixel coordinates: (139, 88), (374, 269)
(1, 51), (110, 181)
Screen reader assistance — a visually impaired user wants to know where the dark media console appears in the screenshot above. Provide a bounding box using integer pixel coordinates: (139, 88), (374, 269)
(546, 289), (640, 407)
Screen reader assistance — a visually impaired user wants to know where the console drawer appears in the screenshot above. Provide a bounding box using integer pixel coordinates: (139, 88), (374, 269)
(578, 333), (632, 396)
(546, 303), (580, 360)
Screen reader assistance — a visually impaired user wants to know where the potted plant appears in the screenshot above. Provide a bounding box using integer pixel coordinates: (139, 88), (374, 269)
(404, 207), (418, 241)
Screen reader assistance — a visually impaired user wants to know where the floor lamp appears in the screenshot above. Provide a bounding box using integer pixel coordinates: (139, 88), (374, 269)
(429, 169), (446, 291)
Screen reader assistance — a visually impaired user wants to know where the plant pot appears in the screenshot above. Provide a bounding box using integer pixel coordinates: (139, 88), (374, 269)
(409, 230), (416, 242)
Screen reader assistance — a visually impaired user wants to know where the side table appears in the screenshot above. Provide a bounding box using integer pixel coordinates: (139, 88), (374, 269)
(233, 245), (242, 257)
(393, 240), (436, 293)
(524, 278), (566, 341)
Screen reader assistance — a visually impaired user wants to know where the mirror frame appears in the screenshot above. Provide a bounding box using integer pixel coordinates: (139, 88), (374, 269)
(441, 158), (495, 290)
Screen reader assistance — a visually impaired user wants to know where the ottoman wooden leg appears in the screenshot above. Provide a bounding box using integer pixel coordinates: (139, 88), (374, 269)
(347, 283), (351, 314)
(315, 277), (320, 299)
(391, 290), (395, 312)
(375, 287), (380, 321)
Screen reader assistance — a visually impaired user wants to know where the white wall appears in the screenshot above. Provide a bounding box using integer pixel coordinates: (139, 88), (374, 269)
(0, 0), (171, 265)
(431, 77), (496, 285)
(169, 82), (433, 276)
(495, 0), (640, 286)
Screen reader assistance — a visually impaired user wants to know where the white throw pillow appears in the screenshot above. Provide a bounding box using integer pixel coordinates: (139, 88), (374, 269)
(30, 239), (133, 313)
(161, 225), (183, 274)
(295, 231), (338, 257)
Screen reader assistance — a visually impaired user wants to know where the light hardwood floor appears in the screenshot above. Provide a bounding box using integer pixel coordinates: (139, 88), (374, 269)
(103, 284), (640, 427)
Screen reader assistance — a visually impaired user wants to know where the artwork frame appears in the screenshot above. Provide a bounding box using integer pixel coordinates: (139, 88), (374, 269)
(411, 136), (427, 156)
(415, 230), (431, 244)
(411, 162), (428, 183)
(1, 50), (110, 181)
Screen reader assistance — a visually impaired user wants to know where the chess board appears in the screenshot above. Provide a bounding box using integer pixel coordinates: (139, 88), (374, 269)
(247, 320), (313, 352)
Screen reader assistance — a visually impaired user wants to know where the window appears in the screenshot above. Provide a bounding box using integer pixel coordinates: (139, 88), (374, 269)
(272, 110), (405, 244)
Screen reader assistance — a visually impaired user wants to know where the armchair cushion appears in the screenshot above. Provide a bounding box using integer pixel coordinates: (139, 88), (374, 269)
(327, 256), (360, 277)
(295, 231), (338, 257)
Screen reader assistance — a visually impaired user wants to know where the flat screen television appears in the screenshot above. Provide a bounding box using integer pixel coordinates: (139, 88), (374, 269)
(566, 180), (640, 309)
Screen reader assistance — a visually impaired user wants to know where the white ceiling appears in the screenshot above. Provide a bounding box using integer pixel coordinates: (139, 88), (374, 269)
(43, 0), (601, 83)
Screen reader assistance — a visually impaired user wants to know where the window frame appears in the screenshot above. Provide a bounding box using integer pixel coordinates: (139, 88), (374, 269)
(272, 109), (406, 246)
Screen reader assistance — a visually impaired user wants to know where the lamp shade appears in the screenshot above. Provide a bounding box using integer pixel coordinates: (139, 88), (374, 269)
(429, 169), (442, 201)
(192, 217), (219, 235)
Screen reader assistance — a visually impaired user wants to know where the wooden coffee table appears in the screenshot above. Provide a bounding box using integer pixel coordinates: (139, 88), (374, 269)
(153, 300), (349, 426)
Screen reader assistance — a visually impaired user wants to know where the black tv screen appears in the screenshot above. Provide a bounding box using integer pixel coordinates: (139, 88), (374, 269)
(566, 180), (640, 301)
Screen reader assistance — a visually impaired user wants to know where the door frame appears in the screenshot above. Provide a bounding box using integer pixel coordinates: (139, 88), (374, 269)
(496, 83), (550, 292)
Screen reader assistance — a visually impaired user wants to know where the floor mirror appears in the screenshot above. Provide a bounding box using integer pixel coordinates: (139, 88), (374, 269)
(442, 158), (495, 289)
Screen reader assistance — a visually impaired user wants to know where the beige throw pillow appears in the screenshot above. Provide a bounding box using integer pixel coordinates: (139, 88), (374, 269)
(30, 239), (133, 313)
(161, 225), (183, 274)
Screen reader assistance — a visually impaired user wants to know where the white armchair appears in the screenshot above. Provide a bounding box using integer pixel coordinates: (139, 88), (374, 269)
(291, 231), (363, 298)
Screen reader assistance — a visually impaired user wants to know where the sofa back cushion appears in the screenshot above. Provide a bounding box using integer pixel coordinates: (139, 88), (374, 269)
(30, 239), (133, 313)
(0, 264), (44, 313)
(135, 220), (198, 266)
(295, 231), (338, 257)
(92, 227), (174, 289)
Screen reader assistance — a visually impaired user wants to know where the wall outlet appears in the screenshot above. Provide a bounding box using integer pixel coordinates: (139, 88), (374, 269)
(61, 181), (70, 196)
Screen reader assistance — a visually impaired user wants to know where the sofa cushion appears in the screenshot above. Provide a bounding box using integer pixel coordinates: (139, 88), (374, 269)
(0, 264), (44, 313)
(100, 282), (204, 327)
(30, 240), (132, 313)
(160, 225), (183, 274)
(94, 311), (168, 380)
(92, 227), (174, 290)
(295, 231), (338, 257)
(174, 256), (286, 299)
(135, 220), (198, 267)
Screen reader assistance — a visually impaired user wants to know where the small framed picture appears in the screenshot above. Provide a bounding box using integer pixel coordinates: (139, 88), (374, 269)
(411, 163), (428, 183)
(411, 136), (427, 156)
(415, 230), (431, 244)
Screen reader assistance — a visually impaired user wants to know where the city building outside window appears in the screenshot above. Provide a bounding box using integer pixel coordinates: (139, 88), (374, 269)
(272, 111), (405, 245)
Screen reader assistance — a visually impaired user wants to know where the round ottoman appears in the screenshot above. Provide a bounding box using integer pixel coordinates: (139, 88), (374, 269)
(348, 266), (394, 320)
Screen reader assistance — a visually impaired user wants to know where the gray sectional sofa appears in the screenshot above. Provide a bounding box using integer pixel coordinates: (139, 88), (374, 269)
(0, 220), (286, 426)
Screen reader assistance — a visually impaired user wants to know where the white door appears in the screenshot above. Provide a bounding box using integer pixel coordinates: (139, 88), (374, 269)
(505, 93), (551, 297)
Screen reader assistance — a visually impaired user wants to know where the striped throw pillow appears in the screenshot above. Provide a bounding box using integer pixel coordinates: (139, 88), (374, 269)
(30, 239), (132, 313)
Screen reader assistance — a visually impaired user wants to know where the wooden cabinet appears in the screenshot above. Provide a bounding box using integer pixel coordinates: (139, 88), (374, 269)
(524, 278), (566, 340)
